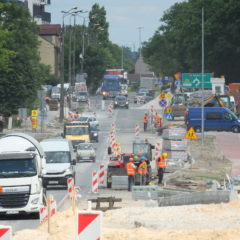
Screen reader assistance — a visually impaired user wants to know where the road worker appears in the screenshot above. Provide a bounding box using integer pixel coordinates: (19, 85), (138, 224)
(126, 157), (137, 191)
(74, 111), (79, 120)
(156, 152), (167, 184)
(138, 156), (148, 185)
(143, 113), (148, 131)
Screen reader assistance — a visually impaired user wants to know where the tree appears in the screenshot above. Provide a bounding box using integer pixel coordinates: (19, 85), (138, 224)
(143, 0), (240, 83)
(0, 1), (49, 116)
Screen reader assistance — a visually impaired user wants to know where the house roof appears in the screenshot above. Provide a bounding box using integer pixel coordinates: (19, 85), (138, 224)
(39, 24), (61, 36)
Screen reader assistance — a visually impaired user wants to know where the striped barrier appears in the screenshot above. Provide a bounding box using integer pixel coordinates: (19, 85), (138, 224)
(92, 171), (99, 193)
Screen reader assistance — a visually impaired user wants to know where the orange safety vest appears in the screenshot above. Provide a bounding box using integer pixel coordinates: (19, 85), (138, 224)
(154, 113), (160, 120)
(157, 118), (162, 128)
(144, 114), (148, 123)
(126, 162), (136, 176)
(138, 161), (148, 175)
(157, 155), (166, 169)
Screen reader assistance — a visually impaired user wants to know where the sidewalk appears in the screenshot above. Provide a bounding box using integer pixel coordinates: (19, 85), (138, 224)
(216, 133), (240, 176)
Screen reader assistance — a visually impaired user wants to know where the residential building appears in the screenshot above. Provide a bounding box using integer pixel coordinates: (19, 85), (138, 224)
(6, 0), (51, 24)
(38, 24), (61, 77)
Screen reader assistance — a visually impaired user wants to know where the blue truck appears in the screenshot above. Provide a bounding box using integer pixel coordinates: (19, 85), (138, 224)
(185, 107), (240, 133)
(101, 75), (122, 100)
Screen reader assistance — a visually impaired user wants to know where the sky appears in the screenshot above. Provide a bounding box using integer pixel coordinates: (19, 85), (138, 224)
(47, 0), (185, 48)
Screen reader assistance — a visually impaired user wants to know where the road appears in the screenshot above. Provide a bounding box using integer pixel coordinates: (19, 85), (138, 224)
(0, 95), (149, 233)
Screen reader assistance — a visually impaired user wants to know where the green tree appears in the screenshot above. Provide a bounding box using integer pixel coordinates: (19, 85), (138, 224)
(0, 1), (49, 116)
(143, 0), (240, 83)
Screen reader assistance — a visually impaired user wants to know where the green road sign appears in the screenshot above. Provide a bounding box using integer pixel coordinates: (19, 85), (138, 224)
(182, 73), (213, 89)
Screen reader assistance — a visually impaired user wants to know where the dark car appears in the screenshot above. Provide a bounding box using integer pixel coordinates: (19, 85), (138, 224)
(114, 96), (129, 109)
(90, 124), (99, 142)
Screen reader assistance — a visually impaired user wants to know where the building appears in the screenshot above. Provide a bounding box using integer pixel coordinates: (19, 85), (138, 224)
(38, 24), (61, 77)
(6, 0), (51, 24)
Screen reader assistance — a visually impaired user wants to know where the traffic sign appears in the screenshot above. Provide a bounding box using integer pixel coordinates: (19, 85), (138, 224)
(185, 127), (198, 140)
(159, 91), (165, 99)
(0, 226), (12, 240)
(166, 93), (173, 99)
(159, 99), (167, 107)
(165, 113), (173, 121)
(175, 80), (180, 86)
(182, 73), (213, 89)
(31, 110), (38, 117)
(165, 107), (172, 113)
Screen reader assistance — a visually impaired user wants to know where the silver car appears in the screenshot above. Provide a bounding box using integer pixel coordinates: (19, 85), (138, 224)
(76, 143), (96, 162)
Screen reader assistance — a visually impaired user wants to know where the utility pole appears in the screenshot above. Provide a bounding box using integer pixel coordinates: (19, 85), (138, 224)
(81, 17), (86, 74)
(68, 18), (72, 86)
(72, 14), (76, 85)
(201, 8), (205, 145)
(137, 27), (143, 80)
(121, 46), (124, 69)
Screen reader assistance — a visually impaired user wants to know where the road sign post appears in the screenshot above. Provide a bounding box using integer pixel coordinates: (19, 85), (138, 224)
(182, 73), (212, 89)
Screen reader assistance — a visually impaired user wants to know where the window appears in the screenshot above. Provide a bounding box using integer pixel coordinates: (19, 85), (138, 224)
(206, 112), (221, 120)
(224, 113), (233, 121)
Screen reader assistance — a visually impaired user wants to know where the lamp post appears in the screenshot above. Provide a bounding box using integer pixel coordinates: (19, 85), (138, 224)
(59, 7), (78, 123)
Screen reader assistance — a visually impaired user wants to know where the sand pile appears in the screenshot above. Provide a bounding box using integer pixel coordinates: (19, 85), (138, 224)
(12, 199), (240, 240)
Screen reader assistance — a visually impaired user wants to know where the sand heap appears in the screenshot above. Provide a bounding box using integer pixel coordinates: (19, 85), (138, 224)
(12, 199), (240, 240)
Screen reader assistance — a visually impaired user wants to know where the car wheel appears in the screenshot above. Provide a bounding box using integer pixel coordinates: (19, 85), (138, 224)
(92, 157), (96, 162)
(232, 126), (240, 133)
(194, 126), (201, 133)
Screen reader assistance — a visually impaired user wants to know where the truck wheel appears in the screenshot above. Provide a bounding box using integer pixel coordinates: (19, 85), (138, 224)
(194, 126), (201, 133)
(232, 126), (240, 133)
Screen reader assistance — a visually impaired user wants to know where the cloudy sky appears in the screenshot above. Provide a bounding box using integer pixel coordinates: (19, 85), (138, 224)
(47, 0), (185, 48)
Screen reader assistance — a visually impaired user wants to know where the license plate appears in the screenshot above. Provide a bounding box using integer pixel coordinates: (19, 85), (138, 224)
(6, 210), (19, 215)
(49, 181), (58, 184)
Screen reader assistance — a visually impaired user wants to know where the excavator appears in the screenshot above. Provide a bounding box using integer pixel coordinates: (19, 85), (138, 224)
(106, 140), (154, 188)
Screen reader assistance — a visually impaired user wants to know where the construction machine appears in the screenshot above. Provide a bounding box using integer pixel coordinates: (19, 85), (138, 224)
(106, 140), (154, 188)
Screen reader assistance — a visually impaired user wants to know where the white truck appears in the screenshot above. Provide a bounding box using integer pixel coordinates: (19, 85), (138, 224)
(140, 76), (156, 90)
(0, 133), (46, 217)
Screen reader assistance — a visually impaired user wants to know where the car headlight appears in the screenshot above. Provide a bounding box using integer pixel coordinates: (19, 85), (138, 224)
(31, 197), (39, 205)
(115, 101), (118, 104)
(126, 101), (129, 104)
(65, 168), (72, 174)
(93, 133), (97, 136)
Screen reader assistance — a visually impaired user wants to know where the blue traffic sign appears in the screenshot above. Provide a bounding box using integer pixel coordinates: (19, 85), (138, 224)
(175, 80), (180, 86)
(165, 113), (173, 121)
(159, 99), (167, 107)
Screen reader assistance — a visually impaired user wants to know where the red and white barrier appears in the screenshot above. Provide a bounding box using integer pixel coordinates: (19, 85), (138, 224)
(92, 171), (98, 193)
(67, 177), (74, 199)
(40, 199), (57, 223)
(0, 226), (12, 240)
(135, 123), (140, 138)
(154, 142), (161, 161)
(99, 164), (105, 185)
(76, 211), (102, 240)
(108, 103), (113, 117)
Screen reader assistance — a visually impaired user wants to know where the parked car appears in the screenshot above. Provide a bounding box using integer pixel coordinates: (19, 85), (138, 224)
(185, 107), (240, 133)
(76, 143), (96, 162)
(78, 113), (99, 127)
(113, 95), (129, 109)
(40, 138), (76, 188)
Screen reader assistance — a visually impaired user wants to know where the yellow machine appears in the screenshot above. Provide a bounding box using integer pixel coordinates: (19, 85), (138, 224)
(62, 122), (90, 150)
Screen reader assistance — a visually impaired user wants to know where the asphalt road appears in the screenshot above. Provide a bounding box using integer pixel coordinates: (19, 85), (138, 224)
(0, 94), (148, 233)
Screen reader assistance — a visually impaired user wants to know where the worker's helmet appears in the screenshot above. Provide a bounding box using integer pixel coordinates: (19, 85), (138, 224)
(163, 153), (168, 158)
(134, 155), (139, 161)
(129, 157), (134, 162)
(140, 156), (147, 161)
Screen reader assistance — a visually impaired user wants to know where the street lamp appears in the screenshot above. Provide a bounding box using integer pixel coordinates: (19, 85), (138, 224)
(59, 7), (78, 123)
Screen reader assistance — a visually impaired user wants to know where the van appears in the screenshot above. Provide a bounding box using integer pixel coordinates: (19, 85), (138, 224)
(185, 107), (240, 133)
(40, 139), (76, 188)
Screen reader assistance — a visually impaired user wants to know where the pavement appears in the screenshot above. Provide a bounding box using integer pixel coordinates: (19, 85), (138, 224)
(216, 132), (240, 176)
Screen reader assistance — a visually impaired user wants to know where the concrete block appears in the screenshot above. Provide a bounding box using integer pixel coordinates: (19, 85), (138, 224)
(132, 185), (159, 200)
(165, 159), (184, 172)
(162, 128), (186, 140)
(111, 176), (128, 190)
(165, 150), (188, 161)
(158, 190), (235, 207)
(162, 140), (187, 151)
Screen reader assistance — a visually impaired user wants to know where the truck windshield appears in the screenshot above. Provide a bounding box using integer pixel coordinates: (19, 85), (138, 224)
(65, 126), (88, 135)
(45, 151), (71, 164)
(133, 143), (149, 155)
(0, 158), (37, 178)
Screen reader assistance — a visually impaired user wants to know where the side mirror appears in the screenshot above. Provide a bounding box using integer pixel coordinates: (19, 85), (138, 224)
(72, 159), (76, 165)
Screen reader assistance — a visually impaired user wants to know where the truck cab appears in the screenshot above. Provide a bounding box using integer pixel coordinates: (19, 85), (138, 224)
(0, 133), (46, 216)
